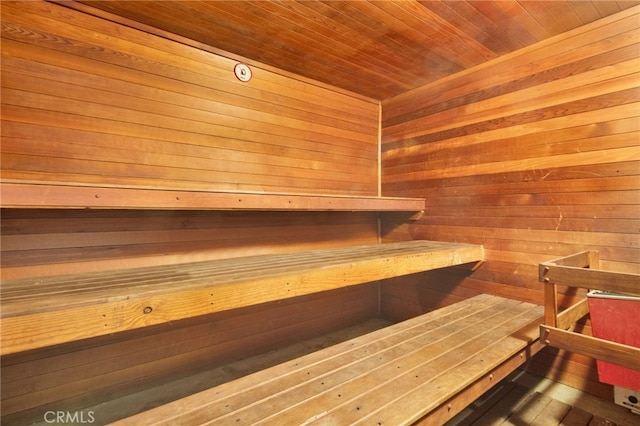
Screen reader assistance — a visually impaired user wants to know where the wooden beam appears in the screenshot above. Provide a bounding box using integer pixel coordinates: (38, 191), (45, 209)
(0, 182), (424, 212)
(556, 298), (590, 331)
(540, 326), (640, 372)
(542, 251), (595, 269)
(543, 266), (640, 297)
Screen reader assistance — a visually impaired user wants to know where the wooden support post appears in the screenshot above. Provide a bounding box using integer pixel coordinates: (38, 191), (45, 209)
(540, 265), (558, 328)
(543, 282), (558, 328)
(588, 251), (600, 270)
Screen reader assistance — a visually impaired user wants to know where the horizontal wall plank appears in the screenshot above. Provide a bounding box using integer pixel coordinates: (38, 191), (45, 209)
(383, 118), (639, 172)
(383, 8), (640, 124)
(1, 1), (379, 118)
(384, 63), (639, 141)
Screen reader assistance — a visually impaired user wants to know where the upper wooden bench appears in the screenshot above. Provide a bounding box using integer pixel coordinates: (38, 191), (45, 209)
(110, 294), (543, 425)
(0, 182), (425, 211)
(0, 240), (483, 355)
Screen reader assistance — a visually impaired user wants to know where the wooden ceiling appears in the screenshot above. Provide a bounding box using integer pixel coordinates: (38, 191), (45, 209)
(74, 0), (639, 100)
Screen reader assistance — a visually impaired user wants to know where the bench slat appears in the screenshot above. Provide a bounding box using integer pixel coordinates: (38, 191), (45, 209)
(0, 240), (483, 355)
(109, 295), (542, 425)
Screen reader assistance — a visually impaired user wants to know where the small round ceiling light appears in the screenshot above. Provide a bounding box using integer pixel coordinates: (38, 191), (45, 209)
(234, 63), (252, 82)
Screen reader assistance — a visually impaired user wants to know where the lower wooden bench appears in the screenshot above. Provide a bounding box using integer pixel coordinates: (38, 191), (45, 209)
(0, 240), (483, 355)
(111, 294), (544, 425)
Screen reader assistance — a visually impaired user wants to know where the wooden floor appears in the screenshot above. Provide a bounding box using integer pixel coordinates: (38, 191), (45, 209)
(446, 370), (639, 426)
(26, 318), (640, 426)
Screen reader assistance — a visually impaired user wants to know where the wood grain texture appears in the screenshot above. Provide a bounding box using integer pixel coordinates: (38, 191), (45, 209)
(110, 294), (542, 426)
(0, 182), (424, 211)
(540, 326), (640, 372)
(1, 1), (378, 197)
(0, 209), (380, 280)
(1, 0), (638, 421)
(0, 240), (483, 355)
(380, 5), (640, 398)
(528, 344), (611, 400)
(72, 0), (639, 99)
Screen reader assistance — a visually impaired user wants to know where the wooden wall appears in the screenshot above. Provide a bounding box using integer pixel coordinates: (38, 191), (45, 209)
(380, 6), (639, 398)
(0, 2), (382, 422)
(3, 0), (638, 420)
(1, 0), (378, 196)
(1, 209), (379, 280)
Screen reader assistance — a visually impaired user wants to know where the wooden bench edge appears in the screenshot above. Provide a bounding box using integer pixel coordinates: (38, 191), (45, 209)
(0, 181), (425, 211)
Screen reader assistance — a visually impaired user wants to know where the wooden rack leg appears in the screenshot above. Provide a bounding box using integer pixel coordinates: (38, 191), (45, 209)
(541, 269), (558, 329)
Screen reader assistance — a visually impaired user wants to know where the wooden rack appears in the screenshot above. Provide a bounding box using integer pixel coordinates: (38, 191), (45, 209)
(539, 251), (640, 371)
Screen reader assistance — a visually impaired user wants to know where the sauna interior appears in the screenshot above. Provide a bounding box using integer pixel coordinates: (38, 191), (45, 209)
(1, 1), (639, 425)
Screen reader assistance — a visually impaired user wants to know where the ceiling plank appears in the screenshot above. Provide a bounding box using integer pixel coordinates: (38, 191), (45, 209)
(70, 0), (640, 100)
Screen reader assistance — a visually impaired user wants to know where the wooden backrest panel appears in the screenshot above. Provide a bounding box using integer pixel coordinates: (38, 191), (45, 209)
(1, 0), (379, 196)
(380, 5), (640, 398)
(1, 209), (379, 280)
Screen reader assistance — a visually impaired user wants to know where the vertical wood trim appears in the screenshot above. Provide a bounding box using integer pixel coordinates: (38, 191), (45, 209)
(376, 281), (382, 318)
(378, 100), (383, 198)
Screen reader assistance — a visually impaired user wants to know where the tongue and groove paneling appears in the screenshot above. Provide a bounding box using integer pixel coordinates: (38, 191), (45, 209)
(380, 6), (640, 398)
(1, 1), (379, 196)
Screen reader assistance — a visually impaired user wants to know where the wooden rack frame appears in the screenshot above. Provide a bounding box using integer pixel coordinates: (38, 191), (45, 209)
(539, 251), (640, 372)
